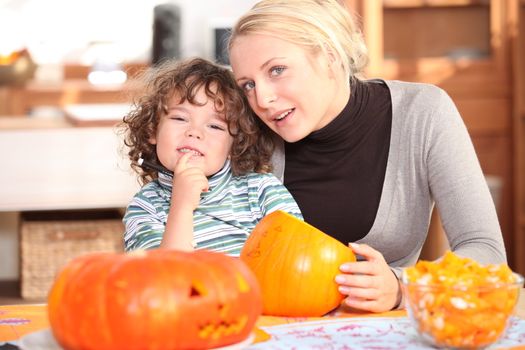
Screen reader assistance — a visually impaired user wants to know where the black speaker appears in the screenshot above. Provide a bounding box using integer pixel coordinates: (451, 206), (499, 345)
(152, 4), (181, 65)
(214, 27), (232, 66)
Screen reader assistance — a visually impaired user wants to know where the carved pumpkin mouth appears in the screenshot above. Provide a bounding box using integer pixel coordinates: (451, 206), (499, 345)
(198, 316), (249, 339)
(189, 276), (251, 339)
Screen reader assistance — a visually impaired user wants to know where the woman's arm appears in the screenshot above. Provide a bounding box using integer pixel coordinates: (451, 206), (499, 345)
(334, 85), (506, 313)
(426, 88), (506, 264)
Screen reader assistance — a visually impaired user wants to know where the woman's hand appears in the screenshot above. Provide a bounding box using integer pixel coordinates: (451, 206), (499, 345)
(335, 243), (401, 313)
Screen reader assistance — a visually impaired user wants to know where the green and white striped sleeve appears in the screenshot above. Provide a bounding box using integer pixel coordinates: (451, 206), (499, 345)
(255, 173), (303, 220)
(123, 185), (168, 251)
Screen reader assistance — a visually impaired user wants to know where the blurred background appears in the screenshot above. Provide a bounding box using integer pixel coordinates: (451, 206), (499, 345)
(0, 0), (524, 302)
(0, 0), (256, 69)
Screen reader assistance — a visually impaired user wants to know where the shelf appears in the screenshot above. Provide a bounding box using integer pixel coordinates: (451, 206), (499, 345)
(0, 79), (140, 115)
(375, 57), (511, 97)
(0, 116), (72, 129)
(383, 0), (490, 8)
(382, 55), (493, 72)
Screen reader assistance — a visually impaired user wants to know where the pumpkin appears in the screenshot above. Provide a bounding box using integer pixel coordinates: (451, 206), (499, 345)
(48, 249), (262, 350)
(240, 210), (356, 317)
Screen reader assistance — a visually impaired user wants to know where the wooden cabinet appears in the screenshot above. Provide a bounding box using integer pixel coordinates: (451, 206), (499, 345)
(511, 0), (525, 274)
(346, 0), (519, 271)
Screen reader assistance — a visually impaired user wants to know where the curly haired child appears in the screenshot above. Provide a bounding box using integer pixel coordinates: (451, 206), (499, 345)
(121, 57), (302, 255)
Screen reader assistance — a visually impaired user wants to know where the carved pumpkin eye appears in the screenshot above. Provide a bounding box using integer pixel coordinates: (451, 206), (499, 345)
(190, 281), (208, 297)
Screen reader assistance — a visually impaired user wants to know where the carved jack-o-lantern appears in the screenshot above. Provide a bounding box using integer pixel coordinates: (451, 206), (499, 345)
(241, 210), (356, 317)
(48, 249), (262, 350)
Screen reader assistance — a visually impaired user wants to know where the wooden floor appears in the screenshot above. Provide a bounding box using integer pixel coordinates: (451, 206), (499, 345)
(0, 280), (40, 305)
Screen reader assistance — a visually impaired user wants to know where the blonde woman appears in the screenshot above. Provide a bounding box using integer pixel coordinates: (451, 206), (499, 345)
(228, 0), (506, 312)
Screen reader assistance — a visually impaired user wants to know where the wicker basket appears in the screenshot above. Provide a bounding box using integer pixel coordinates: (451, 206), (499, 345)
(20, 210), (124, 300)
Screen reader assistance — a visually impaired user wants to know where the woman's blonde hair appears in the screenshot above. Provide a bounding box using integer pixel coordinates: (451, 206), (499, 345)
(228, 0), (368, 78)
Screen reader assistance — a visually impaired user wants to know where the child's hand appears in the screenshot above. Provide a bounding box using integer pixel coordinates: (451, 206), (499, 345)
(171, 152), (209, 212)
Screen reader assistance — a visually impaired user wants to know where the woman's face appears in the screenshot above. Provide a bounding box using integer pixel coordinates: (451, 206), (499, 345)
(230, 33), (349, 143)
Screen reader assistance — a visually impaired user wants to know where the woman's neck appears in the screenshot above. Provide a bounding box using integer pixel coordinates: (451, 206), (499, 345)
(316, 74), (351, 131)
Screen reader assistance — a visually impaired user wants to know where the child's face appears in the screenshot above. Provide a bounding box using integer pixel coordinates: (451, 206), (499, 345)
(150, 86), (234, 177)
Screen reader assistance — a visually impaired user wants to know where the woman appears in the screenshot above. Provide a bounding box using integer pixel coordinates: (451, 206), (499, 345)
(228, 0), (506, 312)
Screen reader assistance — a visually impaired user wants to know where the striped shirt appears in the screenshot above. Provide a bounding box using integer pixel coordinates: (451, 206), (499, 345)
(124, 160), (303, 256)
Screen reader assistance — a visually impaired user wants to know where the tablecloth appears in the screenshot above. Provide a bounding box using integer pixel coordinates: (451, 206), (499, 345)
(2, 305), (525, 349)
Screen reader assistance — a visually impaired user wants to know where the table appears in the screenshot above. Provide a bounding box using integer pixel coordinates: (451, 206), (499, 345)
(1, 289), (525, 349)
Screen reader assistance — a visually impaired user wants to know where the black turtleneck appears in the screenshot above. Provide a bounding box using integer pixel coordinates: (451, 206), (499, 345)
(284, 79), (392, 244)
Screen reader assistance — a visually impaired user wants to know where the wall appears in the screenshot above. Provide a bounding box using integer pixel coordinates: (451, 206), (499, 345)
(169, 0), (258, 59)
(0, 0), (258, 65)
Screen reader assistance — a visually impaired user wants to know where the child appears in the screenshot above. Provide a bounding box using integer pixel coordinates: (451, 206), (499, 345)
(121, 57), (302, 256)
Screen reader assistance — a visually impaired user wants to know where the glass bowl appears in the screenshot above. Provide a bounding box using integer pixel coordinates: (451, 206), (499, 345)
(401, 269), (523, 349)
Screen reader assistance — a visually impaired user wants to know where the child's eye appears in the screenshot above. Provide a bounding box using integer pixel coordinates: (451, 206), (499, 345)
(270, 65), (286, 77)
(209, 124), (226, 131)
(241, 81), (255, 92)
(169, 115), (186, 121)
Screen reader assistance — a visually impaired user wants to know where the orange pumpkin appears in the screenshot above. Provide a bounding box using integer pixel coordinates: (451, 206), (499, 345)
(48, 249), (262, 350)
(241, 210), (356, 317)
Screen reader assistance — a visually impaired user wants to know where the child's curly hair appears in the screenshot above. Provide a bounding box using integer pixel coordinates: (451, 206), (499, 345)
(120, 57), (275, 185)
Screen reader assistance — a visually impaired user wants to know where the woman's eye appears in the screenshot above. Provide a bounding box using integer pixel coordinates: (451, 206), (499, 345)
(242, 81), (255, 92)
(270, 65), (285, 77)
